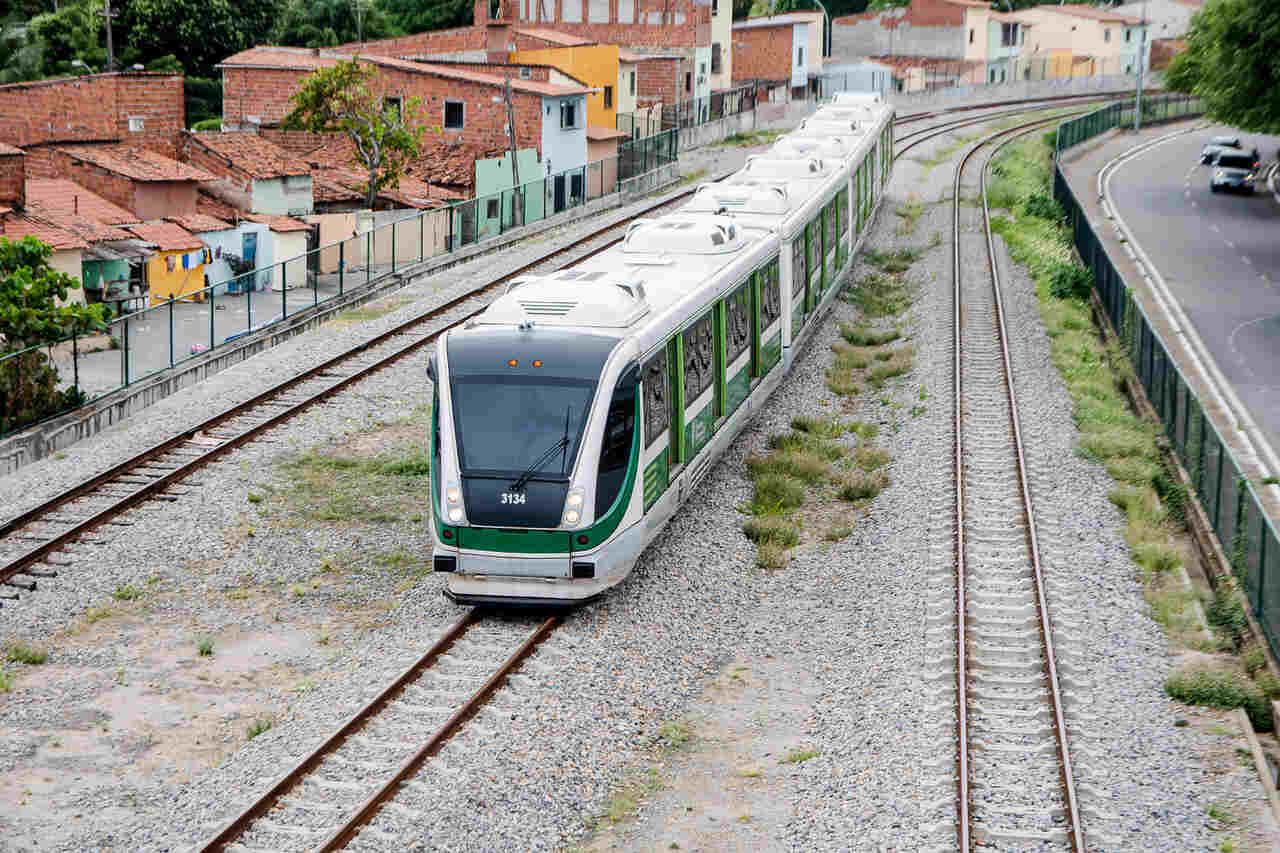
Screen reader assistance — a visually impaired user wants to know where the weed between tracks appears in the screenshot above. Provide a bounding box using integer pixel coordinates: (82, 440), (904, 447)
(989, 130), (1280, 760)
(714, 129), (783, 148)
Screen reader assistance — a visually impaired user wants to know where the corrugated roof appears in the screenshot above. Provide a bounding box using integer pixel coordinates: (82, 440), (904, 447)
(58, 146), (216, 183)
(514, 28), (595, 46)
(219, 47), (589, 96)
(183, 132), (311, 179)
(126, 221), (203, 251)
(166, 213), (234, 233)
(0, 215), (88, 250)
(25, 179), (139, 225)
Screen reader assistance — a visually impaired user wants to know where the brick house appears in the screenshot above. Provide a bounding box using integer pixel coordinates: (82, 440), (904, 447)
(0, 72), (185, 178)
(218, 47), (589, 194)
(52, 146), (215, 221)
(180, 131), (314, 216)
(732, 17), (811, 100)
(833, 0), (977, 60)
(0, 143), (23, 211)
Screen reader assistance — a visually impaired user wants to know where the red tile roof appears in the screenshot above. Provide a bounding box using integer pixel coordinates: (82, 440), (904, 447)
(241, 212), (311, 232)
(126, 221), (203, 251)
(218, 47), (589, 97)
(25, 179), (138, 225)
(0, 215), (88, 250)
(58, 146), (216, 183)
(183, 132), (311, 179)
(311, 173), (365, 203)
(514, 28), (595, 46)
(618, 49), (646, 63)
(166, 213), (234, 233)
(0, 142), (22, 156)
(196, 191), (242, 221)
(22, 201), (132, 243)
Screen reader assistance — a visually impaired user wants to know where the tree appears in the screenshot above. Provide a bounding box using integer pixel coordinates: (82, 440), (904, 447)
(382, 0), (470, 35)
(272, 0), (399, 49)
(27, 0), (111, 77)
(281, 57), (430, 210)
(122, 0), (282, 80)
(1165, 0), (1280, 135)
(0, 236), (108, 434)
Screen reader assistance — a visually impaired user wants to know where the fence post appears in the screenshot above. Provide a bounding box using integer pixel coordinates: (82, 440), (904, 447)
(282, 262), (288, 318)
(168, 297), (175, 368)
(245, 280), (251, 334)
(366, 231), (372, 284)
(339, 241), (345, 296)
(122, 316), (130, 387)
(420, 213), (425, 262)
(312, 253), (318, 308)
(391, 221), (397, 275)
(72, 329), (79, 392)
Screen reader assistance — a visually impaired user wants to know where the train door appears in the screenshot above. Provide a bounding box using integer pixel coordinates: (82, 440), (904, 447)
(790, 235), (806, 342)
(681, 310), (716, 462)
(641, 342), (675, 512)
(724, 279), (752, 416)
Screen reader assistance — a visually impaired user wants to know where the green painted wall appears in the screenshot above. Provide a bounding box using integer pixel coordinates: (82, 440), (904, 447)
(472, 148), (544, 241)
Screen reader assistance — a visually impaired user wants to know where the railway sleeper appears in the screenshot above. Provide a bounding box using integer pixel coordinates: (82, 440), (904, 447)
(971, 824), (1070, 847)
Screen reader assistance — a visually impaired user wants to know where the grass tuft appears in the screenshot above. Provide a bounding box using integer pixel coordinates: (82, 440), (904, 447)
(112, 584), (142, 601)
(836, 469), (889, 503)
(196, 636), (215, 658)
(5, 643), (47, 665)
(246, 716), (274, 740)
(781, 747), (820, 764)
(790, 415), (846, 439)
(743, 516), (801, 548)
(840, 324), (900, 347)
(1165, 665), (1272, 731)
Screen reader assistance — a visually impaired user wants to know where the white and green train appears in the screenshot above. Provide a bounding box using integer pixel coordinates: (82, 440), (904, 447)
(428, 93), (895, 605)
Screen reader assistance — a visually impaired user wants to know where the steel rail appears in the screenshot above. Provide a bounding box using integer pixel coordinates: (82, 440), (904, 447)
(979, 124), (1085, 852)
(951, 116), (1086, 851)
(193, 612), (559, 852)
(0, 187), (701, 594)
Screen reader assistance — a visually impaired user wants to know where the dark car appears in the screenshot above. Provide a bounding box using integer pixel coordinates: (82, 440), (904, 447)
(1201, 135), (1241, 164)
(1210, 151), (1258, 193)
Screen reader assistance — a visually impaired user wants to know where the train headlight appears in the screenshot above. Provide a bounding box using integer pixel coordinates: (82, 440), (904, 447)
(448, 507), (464, 522)
(445, 481), (465, 524)
(563, 487), (585, 526)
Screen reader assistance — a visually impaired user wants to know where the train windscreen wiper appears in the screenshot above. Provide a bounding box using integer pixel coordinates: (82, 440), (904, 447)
(510, 406), (572, 492)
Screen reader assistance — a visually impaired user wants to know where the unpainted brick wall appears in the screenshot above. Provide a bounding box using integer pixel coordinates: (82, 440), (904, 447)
(492, 0), (711, 48)
(832, 0), (966, 60)
(0, 73), (184, 154)
(731, 25), (794, 81)
(633, 57), (680, 105)
(179, 137), (253, 192)
(51, 150), (138, 214)
(228, 65), (550, 188)
(0, 153), (23, 208)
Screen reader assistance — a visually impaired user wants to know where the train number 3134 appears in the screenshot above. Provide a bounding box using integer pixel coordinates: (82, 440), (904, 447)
(500, 492), (527, 505)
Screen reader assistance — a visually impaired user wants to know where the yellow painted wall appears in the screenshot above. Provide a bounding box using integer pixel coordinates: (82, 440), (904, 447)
(147, 250), (206, 305)
(511, 44), (619, 130)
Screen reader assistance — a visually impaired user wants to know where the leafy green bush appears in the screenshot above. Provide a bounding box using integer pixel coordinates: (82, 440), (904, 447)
(1023, 192), (1064, 222)
(1165, 666), (1272, 731)
(1207, 580), (1249, 651)
(1255, 671), (1280, 700)
(1243, 646), (1267, 678)
(1049, 262), (1093, 301)
(191, 117), (222, 131)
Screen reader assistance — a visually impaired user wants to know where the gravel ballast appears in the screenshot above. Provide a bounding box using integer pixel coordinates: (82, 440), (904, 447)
(0, 106), (1266, 853)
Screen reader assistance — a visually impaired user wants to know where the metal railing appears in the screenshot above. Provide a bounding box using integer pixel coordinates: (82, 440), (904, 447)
(0, 130), (679, 440)
(1052, 95), (1280, 659)
(617, 84), (756, 135)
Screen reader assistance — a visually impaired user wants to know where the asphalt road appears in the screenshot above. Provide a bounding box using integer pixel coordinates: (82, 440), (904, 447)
(1109, 124), (1280, 453)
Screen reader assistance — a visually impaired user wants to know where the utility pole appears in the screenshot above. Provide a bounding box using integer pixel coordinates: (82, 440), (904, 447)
(1134, 0), (1147, 130)
(504, 72), (523, 227)
(98, 0), (117, 71)
(355, 0), (364, 42)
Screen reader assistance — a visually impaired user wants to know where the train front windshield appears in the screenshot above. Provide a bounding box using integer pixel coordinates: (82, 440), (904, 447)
(446, 328), (619, 528)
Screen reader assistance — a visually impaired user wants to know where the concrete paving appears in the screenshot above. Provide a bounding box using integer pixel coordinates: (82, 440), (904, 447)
(1102, 124), (1280, 452)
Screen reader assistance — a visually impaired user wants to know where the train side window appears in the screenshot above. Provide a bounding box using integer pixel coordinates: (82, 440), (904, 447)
(726, 282), (750, 364)
(595, 377), (636, 517)
(682, 312), (715, 402)
(807, 220), (820, 280)
(643, 349), (670, 448)
(761, 256), (781, 328)
(791, 237), (804, 303)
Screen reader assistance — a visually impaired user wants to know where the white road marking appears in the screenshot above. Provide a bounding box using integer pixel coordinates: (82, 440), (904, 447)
(1228, 315), (1274, 383)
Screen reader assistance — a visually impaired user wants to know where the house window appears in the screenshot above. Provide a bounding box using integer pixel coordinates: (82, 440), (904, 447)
(969, 27), (974, 44)
(797, 46), (804, 65)
(383, 96), (402, 121)
(699, 62), (706, 75)
(1000, 23), (1017, 47)
(486, 198), (499, 218)
(560, 99), (578, 129)
(711, 0), (718, 14)
(444, 100), (464, 130)
(685, 71), (692, 92)
(630, 71), (636, 95)
(1104, 28), (1111, 42)
(711, 42), (722, 73)
(128, 116), (144, 132)
(604, 85), (613, 108)
(1125, 28), (1131, 42)
(519, 66), (532, 79)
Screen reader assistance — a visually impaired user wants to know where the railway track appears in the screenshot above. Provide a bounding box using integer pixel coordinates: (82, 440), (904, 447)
(939, 117), (1087, 851)
(195, 610), (557, 852)
(0, 94), (1130, 612)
